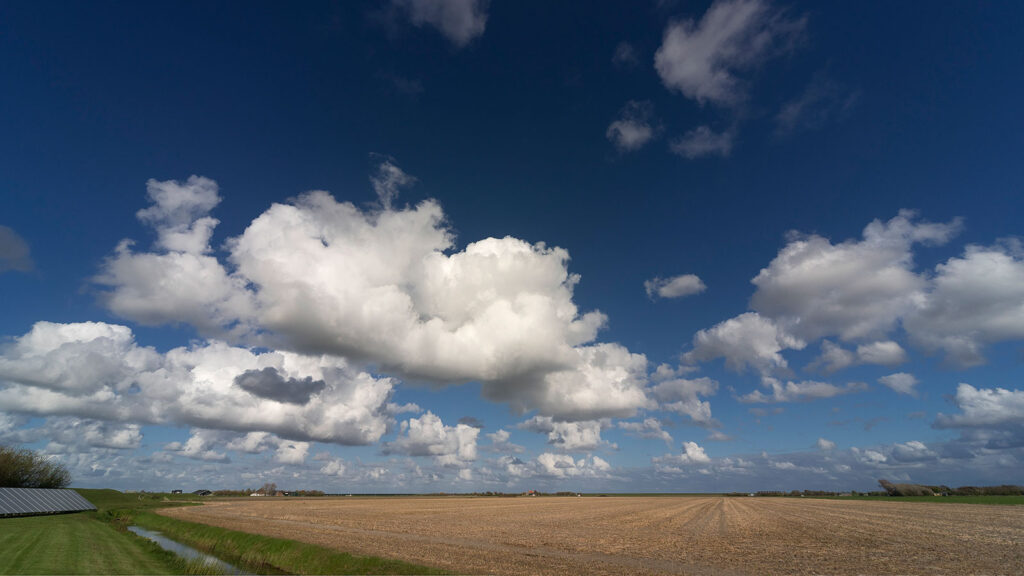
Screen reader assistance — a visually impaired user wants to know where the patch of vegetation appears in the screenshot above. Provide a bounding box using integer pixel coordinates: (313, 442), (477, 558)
(877, 479), (1024, 498)
(0, 445), (71, 488)
(835, 494), (1024, 505)
(75, 488), (200, 513)
(130, 510), (448, 575)
(0, 512), (187, 575)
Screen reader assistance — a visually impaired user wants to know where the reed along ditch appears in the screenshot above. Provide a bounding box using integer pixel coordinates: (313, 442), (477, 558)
(128, 525), (244, 574)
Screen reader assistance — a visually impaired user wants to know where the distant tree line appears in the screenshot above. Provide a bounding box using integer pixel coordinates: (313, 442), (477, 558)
(724, 482), (1024, 498)
(878, 479), (1024, 497)
(431, 491), (581, 497)
(725, 490), (853, 497)
(211, 484), (326, 497)
(0, 445), (71, 489)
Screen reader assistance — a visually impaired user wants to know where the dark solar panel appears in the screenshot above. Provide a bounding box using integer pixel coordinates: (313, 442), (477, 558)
(0, 488), (96, 517)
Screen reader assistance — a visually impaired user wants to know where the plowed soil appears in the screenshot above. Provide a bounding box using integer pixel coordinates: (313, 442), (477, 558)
(160, 496), (1024, 575)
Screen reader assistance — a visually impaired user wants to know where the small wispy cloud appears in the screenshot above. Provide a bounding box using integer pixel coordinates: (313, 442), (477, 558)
(0, 225), (33, 273)
(670, 125), (735, 159)
(606, 100), (659, 152)
(392, 0), (488, 47)
(645, 274), (706, 299)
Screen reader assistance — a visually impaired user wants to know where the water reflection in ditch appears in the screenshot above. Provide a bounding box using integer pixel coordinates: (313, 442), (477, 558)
(127, 525), (245, 574)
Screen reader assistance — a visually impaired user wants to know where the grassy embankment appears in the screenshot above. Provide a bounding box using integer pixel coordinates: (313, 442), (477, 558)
(0, 489), (447, 575)
(0, 512), (196, 575)
(90, 489), (446, 575)
(822, 494), (1024, 505)
(129, 510), (447, 575)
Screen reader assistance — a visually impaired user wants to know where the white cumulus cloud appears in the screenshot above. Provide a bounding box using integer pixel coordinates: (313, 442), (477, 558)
(383, 412), (479, 468)
(653, 441), (711, 473)
(654, 0), (805, 106)
(0, 321), (399, 446)
(934, 384), (1024, 431)
(750, 210), (961, 343)
(905, 242), (1024, 366)
(535, 453), (612, 478)
(649, 375), (718, 426)
(606, 100), (658, 152)
(519, 416), (614, 452)
(683, 312), (804, 375)
(93, 173), (652, 422)
(878, 372), (919, 396)
(645, 274), (706, 299)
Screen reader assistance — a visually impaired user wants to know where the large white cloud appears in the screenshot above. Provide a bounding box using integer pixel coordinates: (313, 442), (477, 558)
(905, 243), (1024, 366)
(934, 384), (1024, 431)
(750, 211), (961, 343)
(518, 416), (613, 452)
(654, 0), (804, 106)
(653, 441), (711, 474)
(94, 175), (651, 421)
(649, 375), (718, 425)
(383, 412), (478, 468)
(95, 177), (254, 335)
(3, 416), (143, 452)
(485, 343), (650, 420)
(683, 312), (804, 374)
(682, 212), (977, 386)
(0, 321), (398, 445)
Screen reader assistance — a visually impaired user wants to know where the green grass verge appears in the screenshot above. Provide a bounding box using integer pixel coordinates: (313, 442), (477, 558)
(815, 494), (1024, 505)
(130, 510), (448, 575)
(0, 513), (189, 575)
(75, 487), (202, 512)
(1, 488), (446, 575)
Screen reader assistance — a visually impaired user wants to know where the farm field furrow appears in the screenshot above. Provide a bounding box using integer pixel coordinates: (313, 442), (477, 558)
(160, 496), (1024, 576)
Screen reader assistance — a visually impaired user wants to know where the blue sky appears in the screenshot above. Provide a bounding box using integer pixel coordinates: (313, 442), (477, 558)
(1, 0), (1023, 493)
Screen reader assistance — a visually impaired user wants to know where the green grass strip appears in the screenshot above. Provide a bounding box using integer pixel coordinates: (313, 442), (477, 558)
(0, 513), (186, 575)
(131, 510), (448, 575)
(812, 494), (1024, 505)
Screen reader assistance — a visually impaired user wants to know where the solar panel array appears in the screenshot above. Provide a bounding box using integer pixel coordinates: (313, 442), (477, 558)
(0, 487), (96, 517)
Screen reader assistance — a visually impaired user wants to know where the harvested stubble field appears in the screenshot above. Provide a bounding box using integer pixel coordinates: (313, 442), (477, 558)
(160, 496), (1024, 575)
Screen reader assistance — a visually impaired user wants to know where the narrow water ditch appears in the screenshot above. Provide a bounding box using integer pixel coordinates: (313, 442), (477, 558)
(127, 525), (245, 574)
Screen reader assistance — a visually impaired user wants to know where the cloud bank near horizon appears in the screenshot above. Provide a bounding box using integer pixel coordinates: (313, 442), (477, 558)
(2, 169), (1023, 491)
